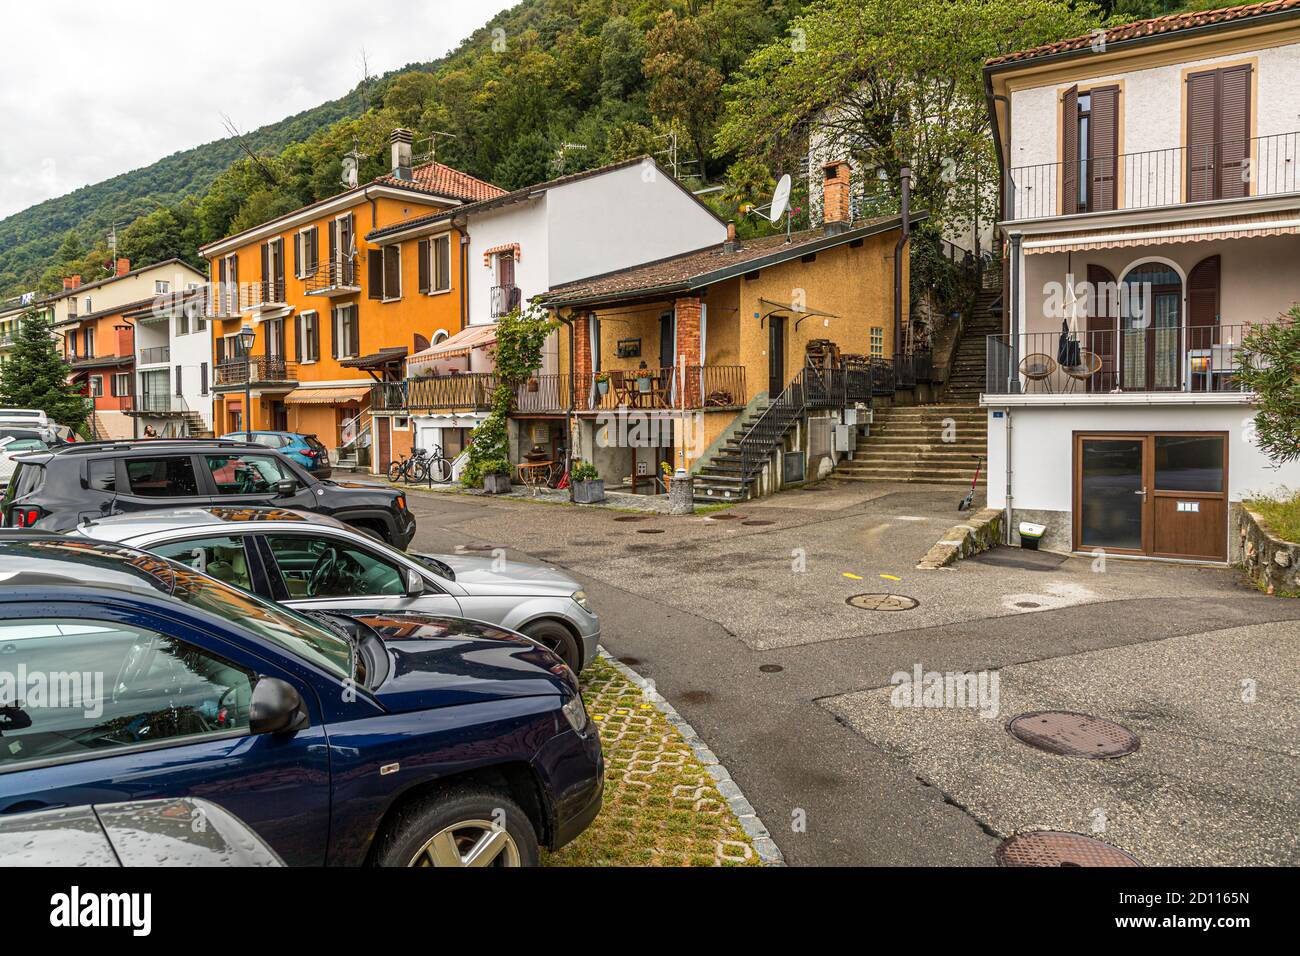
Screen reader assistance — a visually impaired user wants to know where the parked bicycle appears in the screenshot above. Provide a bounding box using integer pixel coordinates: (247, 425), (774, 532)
(387, 446), (453, 484)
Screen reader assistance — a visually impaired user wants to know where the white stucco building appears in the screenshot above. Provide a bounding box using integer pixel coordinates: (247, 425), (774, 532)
(125, 286), (214, 438)
(984, 2), (1300, 561)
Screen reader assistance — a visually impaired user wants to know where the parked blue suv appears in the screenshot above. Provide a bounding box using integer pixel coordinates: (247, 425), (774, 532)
(221, 431), (331, 478)
(0, 534), (603, 866)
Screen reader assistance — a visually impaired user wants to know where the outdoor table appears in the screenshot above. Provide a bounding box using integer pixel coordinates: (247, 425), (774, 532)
(517, 460), (554, 495)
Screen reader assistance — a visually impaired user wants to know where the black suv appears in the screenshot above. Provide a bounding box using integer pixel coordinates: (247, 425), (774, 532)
(1, 439), (416, 548)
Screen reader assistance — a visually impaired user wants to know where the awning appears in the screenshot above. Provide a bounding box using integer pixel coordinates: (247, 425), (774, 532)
(340, 346), (408, 370)
(407, 324), (497, 369)
(283, 385), (372, 405)
(1024, 212), (1300, 254)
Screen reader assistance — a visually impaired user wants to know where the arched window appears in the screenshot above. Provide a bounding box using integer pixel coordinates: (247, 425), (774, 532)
(1119, 262), (1182, 390)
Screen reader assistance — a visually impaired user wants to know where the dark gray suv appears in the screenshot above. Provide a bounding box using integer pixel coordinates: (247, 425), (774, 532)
(1, 439), (416, 548)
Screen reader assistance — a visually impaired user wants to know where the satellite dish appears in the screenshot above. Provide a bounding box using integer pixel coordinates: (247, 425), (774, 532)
(770, 174), (792, 223)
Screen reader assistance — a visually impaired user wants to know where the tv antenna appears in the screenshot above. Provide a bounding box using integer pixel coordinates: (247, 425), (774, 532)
(553, 142), (587, 173)
(416, 131), (458, 165)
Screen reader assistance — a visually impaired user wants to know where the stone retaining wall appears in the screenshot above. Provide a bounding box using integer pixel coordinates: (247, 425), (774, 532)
(1238, 506), (1300, 596)
(917, 507), (1004, 570)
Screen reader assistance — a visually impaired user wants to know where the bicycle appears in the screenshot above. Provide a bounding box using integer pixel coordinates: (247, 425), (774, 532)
(387, 446), (453, 484)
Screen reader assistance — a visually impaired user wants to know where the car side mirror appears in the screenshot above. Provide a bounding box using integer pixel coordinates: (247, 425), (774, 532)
(249, 677), (309, 736)
(406, 568), (425, 596)
(274, 479), (297, 497)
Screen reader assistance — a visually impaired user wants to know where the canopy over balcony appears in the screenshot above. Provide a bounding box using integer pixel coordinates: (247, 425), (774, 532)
(407, 324), (497, 374)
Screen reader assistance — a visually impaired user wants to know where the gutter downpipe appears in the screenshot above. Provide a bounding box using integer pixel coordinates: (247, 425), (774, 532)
(893, 166), (911, 364)
(1004, 407), (1014, 545)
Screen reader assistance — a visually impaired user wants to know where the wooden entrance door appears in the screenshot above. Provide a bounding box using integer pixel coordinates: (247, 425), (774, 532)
(768, 315), (786, 396)
(1074, 432), (1227, 560)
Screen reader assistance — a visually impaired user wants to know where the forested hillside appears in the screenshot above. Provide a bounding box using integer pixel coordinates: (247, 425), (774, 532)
(0, 0), (1233, 298)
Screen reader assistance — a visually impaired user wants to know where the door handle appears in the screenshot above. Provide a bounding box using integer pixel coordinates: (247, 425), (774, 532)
(1135, 487), (1148, 497)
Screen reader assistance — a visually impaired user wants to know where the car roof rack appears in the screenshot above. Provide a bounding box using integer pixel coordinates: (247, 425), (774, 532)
(51, 438), (261, 455)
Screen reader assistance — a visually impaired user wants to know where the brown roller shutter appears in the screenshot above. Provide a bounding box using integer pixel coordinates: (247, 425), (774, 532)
(1061, 86), (1079, 215)
(1218, 65), (1251, 199)
(1086, 263), (1118, 392)
(1089, 86), (1119, 212)
(418, 239), (431, 294)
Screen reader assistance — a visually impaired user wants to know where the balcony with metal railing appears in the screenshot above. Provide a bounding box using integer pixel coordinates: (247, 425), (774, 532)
(214, 357), (298, 389)
(984, 324), (1251, 396)
(1006, 131), (1300, 221)
(490, 285), (522, 318)
(304, 258), (360, 297)
(239, 280), (287, 311)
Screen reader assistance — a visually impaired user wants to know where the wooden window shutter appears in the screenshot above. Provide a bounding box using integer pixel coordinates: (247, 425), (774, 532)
(1088, 86), (1119, 212)
(436, 236), (451, 291)
(217, 336), (226, 363)
(368, 250), (384, 299)
(274, 239), (285, 292)
(1217, 65), (1251, 199)
(331, 309), (339, 360)
(1186, 70), (1218, 203)
(1061, 86), (1079, 215)
(309, 227), (319, 273)
(261, 242), (269, 288)
(328, 219), (338, 265)
(384, 246), (401, 299)
(294, 233), (302, 277)
(1187, 255), (1221, 357)
(1086, 264), (1118, 392)
(294, 316), (303, 363)
(418, 239), (431, 294)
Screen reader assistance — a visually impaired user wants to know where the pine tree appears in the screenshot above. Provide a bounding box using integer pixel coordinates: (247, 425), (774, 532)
(0, 309), (88, 432)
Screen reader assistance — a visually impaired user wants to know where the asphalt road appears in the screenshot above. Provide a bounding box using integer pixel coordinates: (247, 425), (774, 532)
(404, 480), (1300, 866)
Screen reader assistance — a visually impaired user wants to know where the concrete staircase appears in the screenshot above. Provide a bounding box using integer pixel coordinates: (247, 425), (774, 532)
(836, 405), (987, 485)
(182, 412), (213, 439)
(837, 291), (1001, 486)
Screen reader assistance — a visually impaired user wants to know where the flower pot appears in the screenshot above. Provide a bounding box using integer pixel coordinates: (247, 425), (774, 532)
(527, 378), (539, 392)
(595, 380), (609, 396)
(483, 472), (512, 494)
(572, 479), (605, 504)
(637, 376), (652, 393)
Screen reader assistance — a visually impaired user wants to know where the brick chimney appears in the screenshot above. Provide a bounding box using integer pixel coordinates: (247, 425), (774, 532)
(115, 258), (130, 277)
(390, 128), (414, 181)
(63, 275), (81, 291)
(723, 221), (740, 253)
(822, 160), (851, 235)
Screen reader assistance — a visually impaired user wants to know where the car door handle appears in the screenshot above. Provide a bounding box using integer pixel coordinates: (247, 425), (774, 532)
(0, 799), (67, 815)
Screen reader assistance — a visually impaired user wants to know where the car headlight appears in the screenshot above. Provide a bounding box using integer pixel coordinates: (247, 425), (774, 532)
(561, 693), (590, 735)
(571, 590), (593, 613)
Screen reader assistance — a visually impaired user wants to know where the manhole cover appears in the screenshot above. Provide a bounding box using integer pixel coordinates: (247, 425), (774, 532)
(618, 657), (641, 666)
(636, 528), (665, 535)
(614, 515), (651, 522)
(759, 664), (784, 673)
(1014, 601), (1041, 608)
(1007, 711), (1140, 759)
(461, 544), (504, 552)
(846, 593), (919, 612)
(742, 520), (774, 526)
(707, 513), (746, 521)
(996, 831), (1141, 867)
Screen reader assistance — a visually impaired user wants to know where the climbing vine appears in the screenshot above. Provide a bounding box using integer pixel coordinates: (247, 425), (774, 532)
(461, 304), (557, 487)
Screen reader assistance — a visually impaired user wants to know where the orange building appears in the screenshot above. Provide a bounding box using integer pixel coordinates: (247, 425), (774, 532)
(198, 130), (504, 466)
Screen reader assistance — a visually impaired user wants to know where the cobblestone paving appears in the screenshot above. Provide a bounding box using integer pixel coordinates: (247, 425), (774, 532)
(543, 656), (764, 867)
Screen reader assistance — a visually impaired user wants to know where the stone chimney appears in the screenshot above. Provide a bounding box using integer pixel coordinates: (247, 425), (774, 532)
(390, 128), (414, 181)
(115, 258), (130, 277)
(723, 221), (740, 253)
(63, 275), (81, 291)
(822, 160), (851, 235)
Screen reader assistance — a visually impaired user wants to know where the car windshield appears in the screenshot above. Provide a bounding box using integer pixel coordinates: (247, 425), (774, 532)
(0, 539), (354, 680)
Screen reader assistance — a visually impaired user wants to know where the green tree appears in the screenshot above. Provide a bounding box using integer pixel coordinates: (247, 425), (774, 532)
(644, 10), (726, 179)
(1238, 308), (1300, 465)
(0, 309), (88, 432)
(716, 0), (1101, 236)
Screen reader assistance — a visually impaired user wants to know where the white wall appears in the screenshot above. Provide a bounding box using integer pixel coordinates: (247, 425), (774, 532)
(1008, 39), (1300, 217)
(986, 401), (1299, 515)
(544, 161), (726, 286)
(465, 201), (549, 328)
(172, 309), (213, 427)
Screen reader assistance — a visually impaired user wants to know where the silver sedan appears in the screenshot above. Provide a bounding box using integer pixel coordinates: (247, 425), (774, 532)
(70, 506), (599, 671)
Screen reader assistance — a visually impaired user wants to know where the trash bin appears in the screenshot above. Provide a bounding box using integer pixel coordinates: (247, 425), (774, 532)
(1018, 521), (1046, 550)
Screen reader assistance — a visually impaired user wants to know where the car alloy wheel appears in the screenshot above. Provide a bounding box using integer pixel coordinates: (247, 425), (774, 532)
(407, 820), (522, 867)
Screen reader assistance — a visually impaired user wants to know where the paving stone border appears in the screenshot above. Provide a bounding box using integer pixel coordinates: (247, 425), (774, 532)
(916, 506), (1003, 570)
(598, 649), (786, 866)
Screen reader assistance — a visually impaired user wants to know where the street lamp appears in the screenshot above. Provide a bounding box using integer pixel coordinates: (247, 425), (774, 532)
(238, 323), (257, 434)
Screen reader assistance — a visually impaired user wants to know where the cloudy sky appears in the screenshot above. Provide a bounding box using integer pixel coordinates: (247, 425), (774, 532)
(0, 0), (514, 221)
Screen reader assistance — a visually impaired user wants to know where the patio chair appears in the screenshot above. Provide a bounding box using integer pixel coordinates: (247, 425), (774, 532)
(1019, 353), (1057, 392)
(1062, 350), (1103, 392)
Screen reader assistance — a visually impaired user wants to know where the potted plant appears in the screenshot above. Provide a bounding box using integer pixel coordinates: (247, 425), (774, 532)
(636, 361), (653, 394)
(595, 372), (610, 396)
(571, 459), (604, 503)
(481, 458), (513, 495)
(660, 460), (673, 493)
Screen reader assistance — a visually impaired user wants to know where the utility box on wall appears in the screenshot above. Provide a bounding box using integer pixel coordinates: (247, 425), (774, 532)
(833, 424), (852, 452)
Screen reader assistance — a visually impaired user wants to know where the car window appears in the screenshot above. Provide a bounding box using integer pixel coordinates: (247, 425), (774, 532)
(0, 618), (254, 770)
(87, 459), (116, 492)
(266, 535), (406, 599)
(251, 435), (283, 449)
(124, 457), (199, 498)
(1, 439), (46, 452)
(150, 536), (254, 593)
(204, 455), (295, 495)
